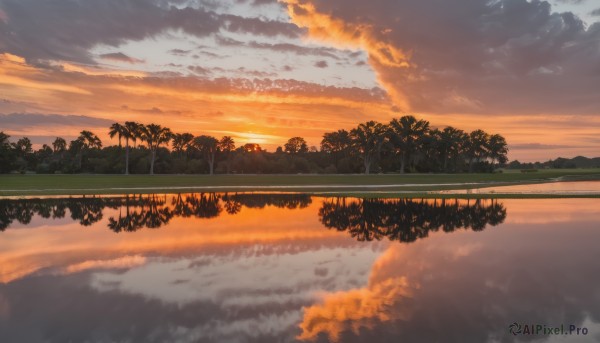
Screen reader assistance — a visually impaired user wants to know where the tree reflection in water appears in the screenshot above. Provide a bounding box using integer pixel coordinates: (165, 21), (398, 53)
(0, 193), (312, 232)
(319, 198), (506, 243)
(0, 195), (505, 242)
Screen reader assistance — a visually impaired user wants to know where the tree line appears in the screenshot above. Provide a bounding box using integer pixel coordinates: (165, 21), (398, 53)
(0, 115), (508, 174)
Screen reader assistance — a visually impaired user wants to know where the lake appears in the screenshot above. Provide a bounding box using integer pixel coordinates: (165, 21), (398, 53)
(1, 193), (599, 342)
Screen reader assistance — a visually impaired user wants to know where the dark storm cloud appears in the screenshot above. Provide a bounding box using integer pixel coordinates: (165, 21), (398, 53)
(298, 0), (600, 115)
(0, 0), (303, 63)
(591, 8), (600, 16)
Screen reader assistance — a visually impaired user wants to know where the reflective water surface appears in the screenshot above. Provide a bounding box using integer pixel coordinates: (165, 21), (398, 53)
(459, 181), (600, 195)
(1, 194), (599, 342)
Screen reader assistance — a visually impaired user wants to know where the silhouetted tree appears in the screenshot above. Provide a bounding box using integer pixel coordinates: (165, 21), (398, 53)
(76, 130), (102, 170)
(172, 133), (194, 157)
(218, 136), (235, 174)
(466, 130), (490, 173)
(140, 124), (172, 174)
(0, 132), (15, 173)
(488, 134), (509, 169)
(284, 137), (308, 154)
(321, 129), (352, 170)
(389, 115), (430, 173)
(351, 121), (387, 174)
(193, 135), (219, 175)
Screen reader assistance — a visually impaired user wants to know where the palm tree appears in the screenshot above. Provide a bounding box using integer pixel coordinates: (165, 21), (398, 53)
(437, 127), (467, 172)
(350, 121), (387, 175)
(488, 134), (509, 169)
(108, 123), (125, 147)
(125, 121), (143, 148)
(193, 135), (219, 175)
(52, 137), (67, 153)
(140, 124), (172, 175)
(51, 137), (67, 171)
(123, 121), (142, 175)
(388, 115), (430, 173)
(321, 129), (352, 169)
(172, 133), (195, 157)
(218, 136), (235, 174)
(76, 130), (102, 170)
(466, 129), (490, 173)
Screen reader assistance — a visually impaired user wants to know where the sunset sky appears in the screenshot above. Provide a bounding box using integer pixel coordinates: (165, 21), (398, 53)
(0, 0), (599, 162)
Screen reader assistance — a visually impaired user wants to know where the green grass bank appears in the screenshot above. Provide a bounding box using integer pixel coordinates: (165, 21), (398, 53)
(1, 169), (599, 197)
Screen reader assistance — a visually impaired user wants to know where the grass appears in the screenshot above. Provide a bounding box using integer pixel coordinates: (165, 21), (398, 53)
(0, 169), (599, 197)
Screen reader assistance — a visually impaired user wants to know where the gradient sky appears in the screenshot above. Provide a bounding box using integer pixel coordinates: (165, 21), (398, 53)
(0, 0), (599, 162)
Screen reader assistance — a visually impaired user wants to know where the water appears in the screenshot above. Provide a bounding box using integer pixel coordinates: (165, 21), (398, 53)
(444, 181), (600, 195)
(1, 193), (600, 342)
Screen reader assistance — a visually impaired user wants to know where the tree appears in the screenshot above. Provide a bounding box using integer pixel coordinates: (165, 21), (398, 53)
(140, 124), (172, 175)
(193, 135), (219, 175)
(123, 121), (142, 175)
(350, 121), (387, 174)
(321, 129), (352, 171)
(466, 129), (490, 173)
(437, 127), (467, 172)
(321, 130), (351, 155)
(0, 132), (15, 173)
(75, 130), (102, 171)
(389, 115), (430, 173)
(126, 121), (143, 148)
(488, 134), (509, 169)
(52, 137), (67, 153)
(243, 143), (262, 152)
(218, 136), (235, 174)
(108, 123), (125, 147)
(284, 137), (308, 154)
(50, 137), (67, 172)
(12, 137), (33, 155)
(172, 133), (195, 157)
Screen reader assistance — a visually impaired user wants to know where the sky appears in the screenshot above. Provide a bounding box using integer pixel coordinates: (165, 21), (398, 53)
(0, 0), (599, 162)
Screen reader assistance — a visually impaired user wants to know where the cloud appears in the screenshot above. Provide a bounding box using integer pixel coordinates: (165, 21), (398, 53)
(556, 0), (586, 4)
(0, 113), (114, 130)
(282, 0), (600, 115)
(314, 60), (328, 68)
(187, 65), (212, 76)
(214, 35), (345, 59)
(167, 49), (191, 56)
(0, 0), (302, 63)
(510, 143), (580, 150)
(99, 52), (144, 64)
(591, 8), (600, 16)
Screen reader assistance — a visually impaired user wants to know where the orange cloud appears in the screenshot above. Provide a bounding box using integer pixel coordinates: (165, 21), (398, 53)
(298, 276), (414, 342)
(281, 0), (412, 109)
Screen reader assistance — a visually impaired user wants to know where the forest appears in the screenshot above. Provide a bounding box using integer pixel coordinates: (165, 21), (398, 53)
(0, 115), (508, 174)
